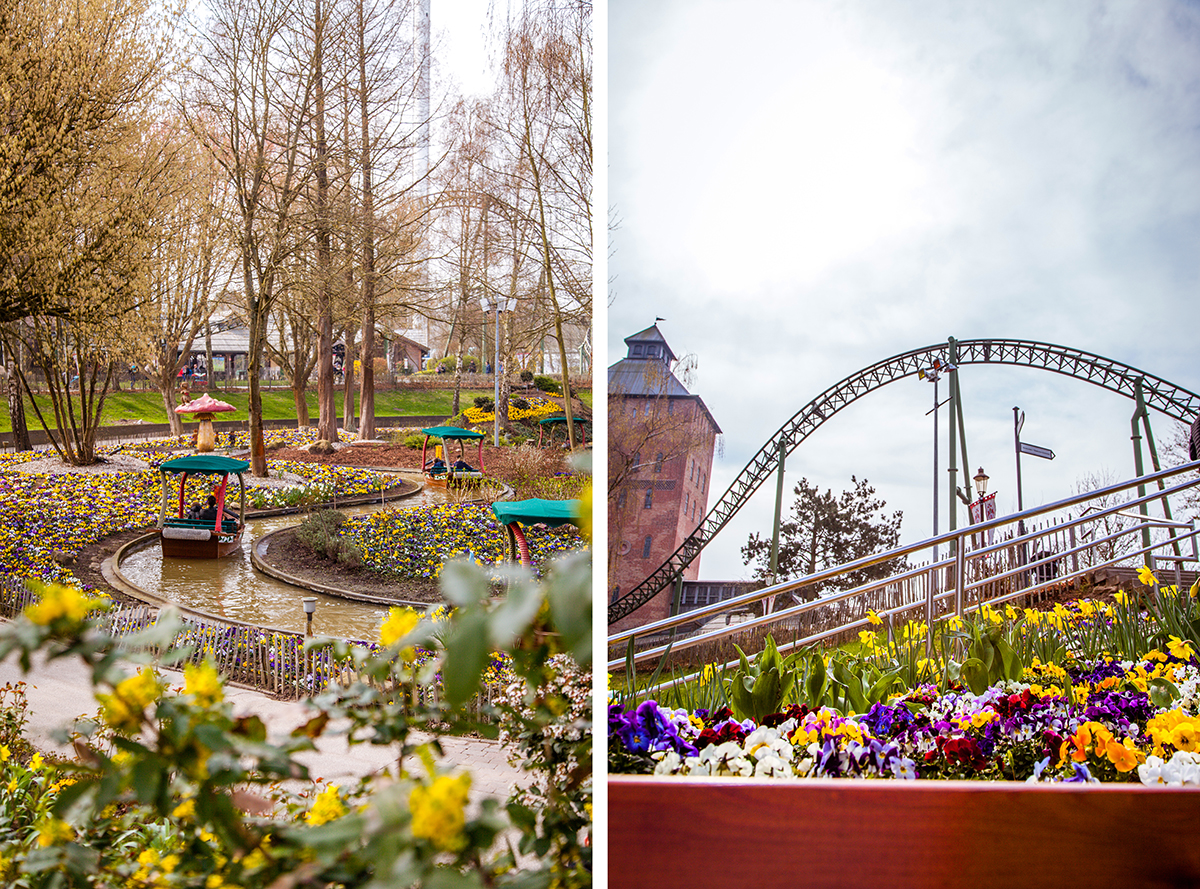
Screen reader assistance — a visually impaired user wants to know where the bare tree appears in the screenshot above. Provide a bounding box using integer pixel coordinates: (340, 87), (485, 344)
(187, 0), (316, 476)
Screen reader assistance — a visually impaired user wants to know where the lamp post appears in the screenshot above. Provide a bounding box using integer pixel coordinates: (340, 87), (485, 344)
(921, 360), (953, 563)
(302, 597), (317, 637)
(973, 467), (989, 498)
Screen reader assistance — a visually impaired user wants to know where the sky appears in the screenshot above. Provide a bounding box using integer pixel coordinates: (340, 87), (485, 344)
(608, 1), (1200, 581)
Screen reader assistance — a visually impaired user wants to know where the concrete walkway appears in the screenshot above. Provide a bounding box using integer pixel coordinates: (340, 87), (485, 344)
(0, 649), (527, 801)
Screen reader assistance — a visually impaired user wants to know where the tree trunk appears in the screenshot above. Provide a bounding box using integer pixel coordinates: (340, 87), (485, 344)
(452, 353), (462, 416)
(313, 0), (338, 443)
(356, 0), (376, 442)
(342, 326), (357, 434)
(162, 380), (183, 435)
(293, 383), (310, 427)
(3, 364), (31, 451)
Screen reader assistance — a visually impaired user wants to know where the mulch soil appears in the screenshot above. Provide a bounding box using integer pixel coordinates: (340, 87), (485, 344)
(260, 529), (443, 603)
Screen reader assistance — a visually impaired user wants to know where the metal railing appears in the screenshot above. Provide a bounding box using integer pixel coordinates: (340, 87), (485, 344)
(608, 460), (1200, 671)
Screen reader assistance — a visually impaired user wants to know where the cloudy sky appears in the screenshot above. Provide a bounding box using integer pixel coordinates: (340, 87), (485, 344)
(608, 1), (1200, 580)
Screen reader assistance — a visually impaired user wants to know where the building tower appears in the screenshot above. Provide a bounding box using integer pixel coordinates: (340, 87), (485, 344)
(608, 324), (721, 631)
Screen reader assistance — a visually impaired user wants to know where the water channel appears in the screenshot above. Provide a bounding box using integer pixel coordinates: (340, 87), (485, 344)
(118, 477), (449, 642)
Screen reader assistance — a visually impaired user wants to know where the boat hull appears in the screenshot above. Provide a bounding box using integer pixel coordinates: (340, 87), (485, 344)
(159, 528), (244, 559)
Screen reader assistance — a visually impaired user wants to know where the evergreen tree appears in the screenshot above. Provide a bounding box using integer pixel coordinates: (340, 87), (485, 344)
(742, 476), (904, 599)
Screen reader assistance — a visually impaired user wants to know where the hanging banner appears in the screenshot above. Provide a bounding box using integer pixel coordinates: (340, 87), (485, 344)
(970, 492), (997, 547)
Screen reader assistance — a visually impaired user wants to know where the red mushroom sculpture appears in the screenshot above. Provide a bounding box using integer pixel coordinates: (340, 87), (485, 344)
(176, 393), (236, 452)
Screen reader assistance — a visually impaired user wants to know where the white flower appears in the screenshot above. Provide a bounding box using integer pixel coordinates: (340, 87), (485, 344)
(653, 751), (682, 775)
(1139, 755), (1165, 785)
(754, 752), (794, 778)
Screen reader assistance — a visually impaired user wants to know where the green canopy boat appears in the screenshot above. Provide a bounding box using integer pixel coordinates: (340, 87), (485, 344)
(157, 455), (248, 558)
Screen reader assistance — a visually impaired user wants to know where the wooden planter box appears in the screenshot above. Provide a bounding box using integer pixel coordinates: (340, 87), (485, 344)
(609, 776), (1200, 888)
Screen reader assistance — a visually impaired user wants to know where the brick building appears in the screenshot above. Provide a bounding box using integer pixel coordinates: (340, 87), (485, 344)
(608, 324), (721, 631)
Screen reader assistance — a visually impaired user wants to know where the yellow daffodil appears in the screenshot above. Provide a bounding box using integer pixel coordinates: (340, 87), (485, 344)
(1137, 565), (1158, 587)
(866, 609), (882, 626)
(1167, 636), (1195, 662)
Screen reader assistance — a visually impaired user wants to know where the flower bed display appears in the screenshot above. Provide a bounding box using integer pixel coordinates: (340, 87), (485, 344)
(609, 580), (1200, 886)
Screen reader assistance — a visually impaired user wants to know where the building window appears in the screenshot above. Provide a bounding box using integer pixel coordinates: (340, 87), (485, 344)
(667, 399), (674, 415)
(632, 343), (644, 356)
(644, 489), (653, 509)
(611, 585), (621, 604)
(633, 452), (641, 473)
(642, 536), (652, 558)
(701, 472), (706, 493)
(654, 452), (663, 472)
(617, 489), (626, 507)
(684, 491), (690, 513)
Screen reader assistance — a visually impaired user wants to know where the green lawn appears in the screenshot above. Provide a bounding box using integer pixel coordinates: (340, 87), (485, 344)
(1, 385), (592, 433)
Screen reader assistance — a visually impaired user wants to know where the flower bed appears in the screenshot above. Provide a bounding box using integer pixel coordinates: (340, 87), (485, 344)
(610, 579), (1200, 886)
(611, 583), (1200, 785)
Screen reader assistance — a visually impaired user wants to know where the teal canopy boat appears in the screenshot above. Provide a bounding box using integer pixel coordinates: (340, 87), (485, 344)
(157, 455), (248, 558)
(420, 426), (486, 487)
(491, 498), (582, 566)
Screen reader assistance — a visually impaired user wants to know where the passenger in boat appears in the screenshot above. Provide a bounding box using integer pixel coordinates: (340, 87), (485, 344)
(452, 459), (474, 472)
(186, 500), (204, 519)
(199, 495), (219, 522)
(426, 457), (448, 475)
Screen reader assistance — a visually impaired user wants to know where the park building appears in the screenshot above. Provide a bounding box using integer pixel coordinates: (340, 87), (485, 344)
(608, 324), (721, 631)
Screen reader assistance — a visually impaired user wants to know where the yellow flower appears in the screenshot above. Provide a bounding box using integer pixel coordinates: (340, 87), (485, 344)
(410, 772), (472, 851)
(866, 609), (882, 627)
(0, 745), (9, 762)
(173, 798), (197, 821)
(96, 668), (161, 733)
(1170, 721), (1199, 752)
(1190, 578), (1199, 599)
(35, 817), (74, 848)
(1167, 636), (1195, 662)
(29, 752), (43, 772)
(184, 662), (225, 708)
(1106, 739), (1140, 773)
(1113, 591), (1129, 607)
(379, 607), (421, 660)
(305, 784), (347, 826)
(1137, 565), (1158, 587)
(24, 582), (104, 627)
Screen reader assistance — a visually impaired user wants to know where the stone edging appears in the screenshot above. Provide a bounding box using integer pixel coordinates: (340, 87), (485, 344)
(250, 528), (432, 609)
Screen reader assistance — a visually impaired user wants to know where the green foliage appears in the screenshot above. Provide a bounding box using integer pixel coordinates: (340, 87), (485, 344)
(437, 355), (481, 374)
(295, 510), (363, 567)
(473, 395), (495, 413)
(533, 375), (561, 394)
(726, 635), (800, 723)
(0, 551), (593, 886)
(519, 370), (534, 384)
(742, 476), (905, 597)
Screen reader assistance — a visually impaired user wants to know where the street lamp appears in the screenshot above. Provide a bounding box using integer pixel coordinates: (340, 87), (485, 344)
(973, 467), (989, 497)
(302, 597), (317, 637)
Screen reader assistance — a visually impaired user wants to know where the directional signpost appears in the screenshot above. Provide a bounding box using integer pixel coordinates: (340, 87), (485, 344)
(1014, 407), (1055, 588)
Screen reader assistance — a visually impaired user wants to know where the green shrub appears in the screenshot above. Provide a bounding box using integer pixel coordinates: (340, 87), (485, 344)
(295, 509), (363, 567)
(437, 354), (480, 374)
(533, 375), (560, 394)
(473, 395), (495, 412)
(511, 397), (529, 410)
(519, 369), (534, 383)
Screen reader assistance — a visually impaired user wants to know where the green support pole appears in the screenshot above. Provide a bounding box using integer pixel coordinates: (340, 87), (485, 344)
(947, 338), (959, 558)
(1131, 379), (1152, 568)
(669, 571), (683, 618)
(769, 437), (787, 586)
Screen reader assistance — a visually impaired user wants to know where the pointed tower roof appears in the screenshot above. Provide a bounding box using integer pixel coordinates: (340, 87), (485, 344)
(623, 324), (676, 363)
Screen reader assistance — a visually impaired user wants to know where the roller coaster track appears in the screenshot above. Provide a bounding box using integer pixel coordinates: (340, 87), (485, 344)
(608, 338), (1200, 624)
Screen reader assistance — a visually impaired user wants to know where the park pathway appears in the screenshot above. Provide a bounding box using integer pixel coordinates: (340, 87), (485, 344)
(0, 645), (527, 801)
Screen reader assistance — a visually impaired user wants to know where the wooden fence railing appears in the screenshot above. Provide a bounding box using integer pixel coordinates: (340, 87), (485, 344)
(0, 578), (500, 713)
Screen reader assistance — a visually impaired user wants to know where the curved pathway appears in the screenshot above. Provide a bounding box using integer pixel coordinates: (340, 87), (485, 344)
(0, 645), (526, 801)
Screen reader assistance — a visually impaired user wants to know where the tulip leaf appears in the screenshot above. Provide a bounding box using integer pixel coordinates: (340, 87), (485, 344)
(960, 657), (988, 696)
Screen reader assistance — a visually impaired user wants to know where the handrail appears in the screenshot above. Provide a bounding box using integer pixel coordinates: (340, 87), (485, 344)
(608, 460), (1200, 670)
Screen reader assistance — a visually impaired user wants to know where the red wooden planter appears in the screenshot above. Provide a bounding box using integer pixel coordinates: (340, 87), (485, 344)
(609, 775), (1200, 888)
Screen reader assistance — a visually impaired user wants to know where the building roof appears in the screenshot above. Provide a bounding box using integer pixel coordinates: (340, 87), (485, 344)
(608, 324), (722, 434)
(623, 324), (676, 363)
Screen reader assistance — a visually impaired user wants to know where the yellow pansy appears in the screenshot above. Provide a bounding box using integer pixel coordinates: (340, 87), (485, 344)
(305, 784), (347, 826)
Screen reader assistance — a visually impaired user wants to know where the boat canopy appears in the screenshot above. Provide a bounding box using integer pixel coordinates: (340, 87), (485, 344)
(160, 455), (250, 475)
(491, 498), (582, 566)
(420, 426), (485, 440)
(491, 498), (581, 528)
